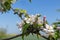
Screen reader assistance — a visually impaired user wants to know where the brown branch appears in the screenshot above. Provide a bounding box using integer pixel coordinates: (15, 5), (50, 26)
(1, 33), (49, 40)
(0, 31), (48, 40)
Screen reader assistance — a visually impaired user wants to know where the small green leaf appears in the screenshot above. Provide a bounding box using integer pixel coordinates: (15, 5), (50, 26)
(23, 23), (30, 33)
(20, 9), (27, 14)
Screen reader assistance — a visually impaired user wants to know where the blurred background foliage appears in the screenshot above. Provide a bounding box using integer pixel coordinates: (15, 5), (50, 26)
(0, 27), (7, 39)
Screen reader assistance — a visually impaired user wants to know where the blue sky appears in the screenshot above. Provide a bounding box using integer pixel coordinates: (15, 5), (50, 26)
(0, 0), (60, 34)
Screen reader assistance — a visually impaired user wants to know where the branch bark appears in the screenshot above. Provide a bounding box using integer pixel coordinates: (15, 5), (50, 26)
(1, 32), (49, 40)
(1, 33), (25, 40)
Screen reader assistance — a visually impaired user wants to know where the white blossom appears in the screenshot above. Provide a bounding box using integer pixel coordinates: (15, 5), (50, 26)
(45, 24), (50, 29)
(19, 28), (22, 32)
(43, 28), (48, 33)
(42, 24), (55, 36)
(43, 24), (55, 35)
(17, 22), (23, 32)
(24, 15), (37, 24)
(45, 24), (54, 30)
(49, 26), (54, 30)
(37, 17), (43, 24)
(24, 18), (30, 23)
(29, 15), (36, 22)
(19, 28), (22, 34)
(17, 14), (56, 38)
(26, 20), (30, 24)
(17, 23), (22, 28)
(39, 31), (49, 38)
(40, 28), (54, 37)
(17, 21), (24, 30)
(24, 14), (42, 24)
(24, 17), (28, 21)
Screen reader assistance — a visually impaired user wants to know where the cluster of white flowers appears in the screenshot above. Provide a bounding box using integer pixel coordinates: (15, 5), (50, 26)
(17, 23), (22, 32)
(24, 14), (43, 25)
(39, 24), (55, 38)
(39, 31), (49, 38)
(17, 14), (56, 38)
(17, 14), (43, 33)
(43, 24), (54, 33)
(24, 15), (35, 24)
(17, 21), (25, 33)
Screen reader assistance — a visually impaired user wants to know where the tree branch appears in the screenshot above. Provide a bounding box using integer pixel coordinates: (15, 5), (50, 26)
(1, 33), (26, 40)
(1, 32), (49, 40)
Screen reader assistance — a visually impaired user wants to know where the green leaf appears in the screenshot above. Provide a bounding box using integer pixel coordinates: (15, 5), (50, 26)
(22, 23), (30, 40)
(20, 9), (27, 14)
(4, 1), (11, 10)
(23, 23), (30, 33)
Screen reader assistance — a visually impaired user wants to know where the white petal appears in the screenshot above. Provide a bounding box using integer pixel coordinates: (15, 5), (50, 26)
(47, 30), (54, 33)
(45, 24), (50, 29)
(39, 31), (49, 38)
(49, 26), (53, 30)
(19, 28), (22, 34)
(24, 18), (28, 21)
(26, 20), (30, 23)
(19, 28), (22, 31)
(43, 29), (48, 33)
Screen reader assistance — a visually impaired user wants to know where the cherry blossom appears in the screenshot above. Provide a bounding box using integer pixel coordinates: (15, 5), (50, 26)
(17, 13), (60, 39)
